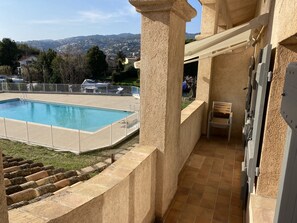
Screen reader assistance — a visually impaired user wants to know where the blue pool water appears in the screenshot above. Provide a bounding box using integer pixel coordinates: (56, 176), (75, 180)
(0, 99), (132, 132)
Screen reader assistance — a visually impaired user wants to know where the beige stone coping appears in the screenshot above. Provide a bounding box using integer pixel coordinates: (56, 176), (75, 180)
(180, 100), (205, 123)
(249, 194), (276, 223)
(8, 145), (157, 222)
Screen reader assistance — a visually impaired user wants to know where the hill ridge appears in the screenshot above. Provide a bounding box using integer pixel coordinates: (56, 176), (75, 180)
(21, 33), (198, 57)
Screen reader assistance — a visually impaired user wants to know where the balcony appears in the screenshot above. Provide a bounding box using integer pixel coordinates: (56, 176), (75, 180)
(5, 100), (205, 223)
(165, 137), (244, 223)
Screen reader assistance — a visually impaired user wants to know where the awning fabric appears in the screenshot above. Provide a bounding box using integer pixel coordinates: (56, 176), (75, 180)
(184, 13), (269, 63)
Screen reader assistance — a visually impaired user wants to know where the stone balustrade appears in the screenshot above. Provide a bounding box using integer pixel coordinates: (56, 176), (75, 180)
(6, 100), (204, 222)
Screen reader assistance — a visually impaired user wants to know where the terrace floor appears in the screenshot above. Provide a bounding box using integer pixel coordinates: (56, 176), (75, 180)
(0, 93), (140, 111)
(165, 136), (244, 223)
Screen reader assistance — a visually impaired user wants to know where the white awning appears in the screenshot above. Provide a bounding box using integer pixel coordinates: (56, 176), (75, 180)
(184, 13), (269, 63)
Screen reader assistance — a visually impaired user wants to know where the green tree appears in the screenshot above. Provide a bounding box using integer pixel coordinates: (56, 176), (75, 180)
(86, 46), (108, 79)
(0, 65), (12, 75)
(17, 43), (40, 57)
(22, 65), (40, 83)
(0, 38), (20, 69)
(35, 49), (57, 83)
(50, 55), (64, 83)
(185, 39), (195, 44)
(52, 54), (90, 84)
(116, 51), (126, 72)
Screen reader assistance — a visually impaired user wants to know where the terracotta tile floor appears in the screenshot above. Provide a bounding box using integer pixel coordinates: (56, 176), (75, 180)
(165, 136), (244, 223)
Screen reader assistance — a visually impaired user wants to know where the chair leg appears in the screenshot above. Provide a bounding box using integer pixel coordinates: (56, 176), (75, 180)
(228, 125), (232, 142)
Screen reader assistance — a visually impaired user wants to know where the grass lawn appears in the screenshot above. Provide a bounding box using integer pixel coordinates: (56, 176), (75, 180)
(0, 134), (139, 171)
(181, 99), (193, 110)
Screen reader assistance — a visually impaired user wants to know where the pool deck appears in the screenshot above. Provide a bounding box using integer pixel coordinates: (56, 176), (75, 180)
(0, 93), (140, 111)
(0, 93), (140, 154)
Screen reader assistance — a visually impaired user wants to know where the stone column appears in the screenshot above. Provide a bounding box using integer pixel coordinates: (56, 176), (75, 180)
(129, 0), (196, 219)
(196, 1), (219, 133)
(0, 150), (9, 223)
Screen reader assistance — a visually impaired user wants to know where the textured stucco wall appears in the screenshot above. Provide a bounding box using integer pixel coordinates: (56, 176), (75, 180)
(257, 45), (297, 198)
(197, 58), (213, 134)
(196, 0), (217, 134)
(179, 100), (204, 172)
(0, 150), (9, 223)
(132, 0), (196, 218)
(270, 0), (297, 47)
(210, 47), (253, 137)
(255, 0), (297, 48)
(139, 11), (185, 218)
(9, 146), (157, 223)
(255, 0), (271, 17)
(200, 3), (217, 36)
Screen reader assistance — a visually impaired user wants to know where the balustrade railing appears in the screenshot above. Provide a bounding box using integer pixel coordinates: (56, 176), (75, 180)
(0, 82), (140, 96)
(0, 112), (140, 154)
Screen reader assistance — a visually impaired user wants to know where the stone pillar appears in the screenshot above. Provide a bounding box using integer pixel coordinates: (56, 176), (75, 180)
(200, 2), (218, 36)
(129, 0), (196, 219)
(196, 1), (219, 133)
(0, 150), (9, 223)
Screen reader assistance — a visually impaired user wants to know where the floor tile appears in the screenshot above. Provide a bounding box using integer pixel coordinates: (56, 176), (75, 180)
(165, 137), (244, 223)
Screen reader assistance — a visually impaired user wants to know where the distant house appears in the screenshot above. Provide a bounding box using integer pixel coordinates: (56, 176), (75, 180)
(18, 56), (37, 75)
(18, 56), (37, 66)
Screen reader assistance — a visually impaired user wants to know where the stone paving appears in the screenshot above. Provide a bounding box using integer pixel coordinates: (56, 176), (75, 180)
(164, 136), (244, 223)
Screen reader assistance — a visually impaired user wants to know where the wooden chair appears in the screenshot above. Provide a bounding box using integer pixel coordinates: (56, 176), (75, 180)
(207, 101), (233, 142)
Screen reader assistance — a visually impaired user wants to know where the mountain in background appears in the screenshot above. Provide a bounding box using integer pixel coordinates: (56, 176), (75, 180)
(21, 33), (198, 58)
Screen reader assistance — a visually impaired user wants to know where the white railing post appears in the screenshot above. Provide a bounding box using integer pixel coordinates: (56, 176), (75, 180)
(3, 118), (7, 138)
(56, 84), (58, 92)
(78, 130), (81, 154)
(110, 124), (112, 145)
(125, 117), (128, 136)
(43, 83), (45, 92)
(26, 121), (29, 143)
(50, 125), (54, 147)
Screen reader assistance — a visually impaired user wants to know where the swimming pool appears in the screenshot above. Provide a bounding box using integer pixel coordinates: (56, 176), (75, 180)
(0, 99), (132, 132)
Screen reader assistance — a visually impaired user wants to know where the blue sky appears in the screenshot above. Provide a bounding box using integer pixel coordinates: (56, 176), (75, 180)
(0, 0), (201, 41)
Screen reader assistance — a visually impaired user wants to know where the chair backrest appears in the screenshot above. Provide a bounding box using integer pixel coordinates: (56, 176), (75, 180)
(212, 101), (232, 116)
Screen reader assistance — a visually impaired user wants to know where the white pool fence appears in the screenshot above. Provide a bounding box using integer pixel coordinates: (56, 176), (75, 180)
(0, 112), (140, 154)
(0, 82), (140, 97)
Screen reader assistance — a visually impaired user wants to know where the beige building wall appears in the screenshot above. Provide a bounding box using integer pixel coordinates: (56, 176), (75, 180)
(197, 58), (213, 133)
(139, 11), (184, 219)
(129, 0), (196, 219)
(270, 0), (297, 47)
(196, 1), (218, 133)
(179, 100), (204, 172)
(257, 44), (297, 198)
(200, 3), (218, 36)
(0, 150), (9, 223)
(210, 47), (253, 137)
(252, 0), (297, 198)
(9, 146), (158, 223)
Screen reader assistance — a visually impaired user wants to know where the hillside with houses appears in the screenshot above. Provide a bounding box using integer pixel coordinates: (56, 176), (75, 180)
(21, 33), (198, 58)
